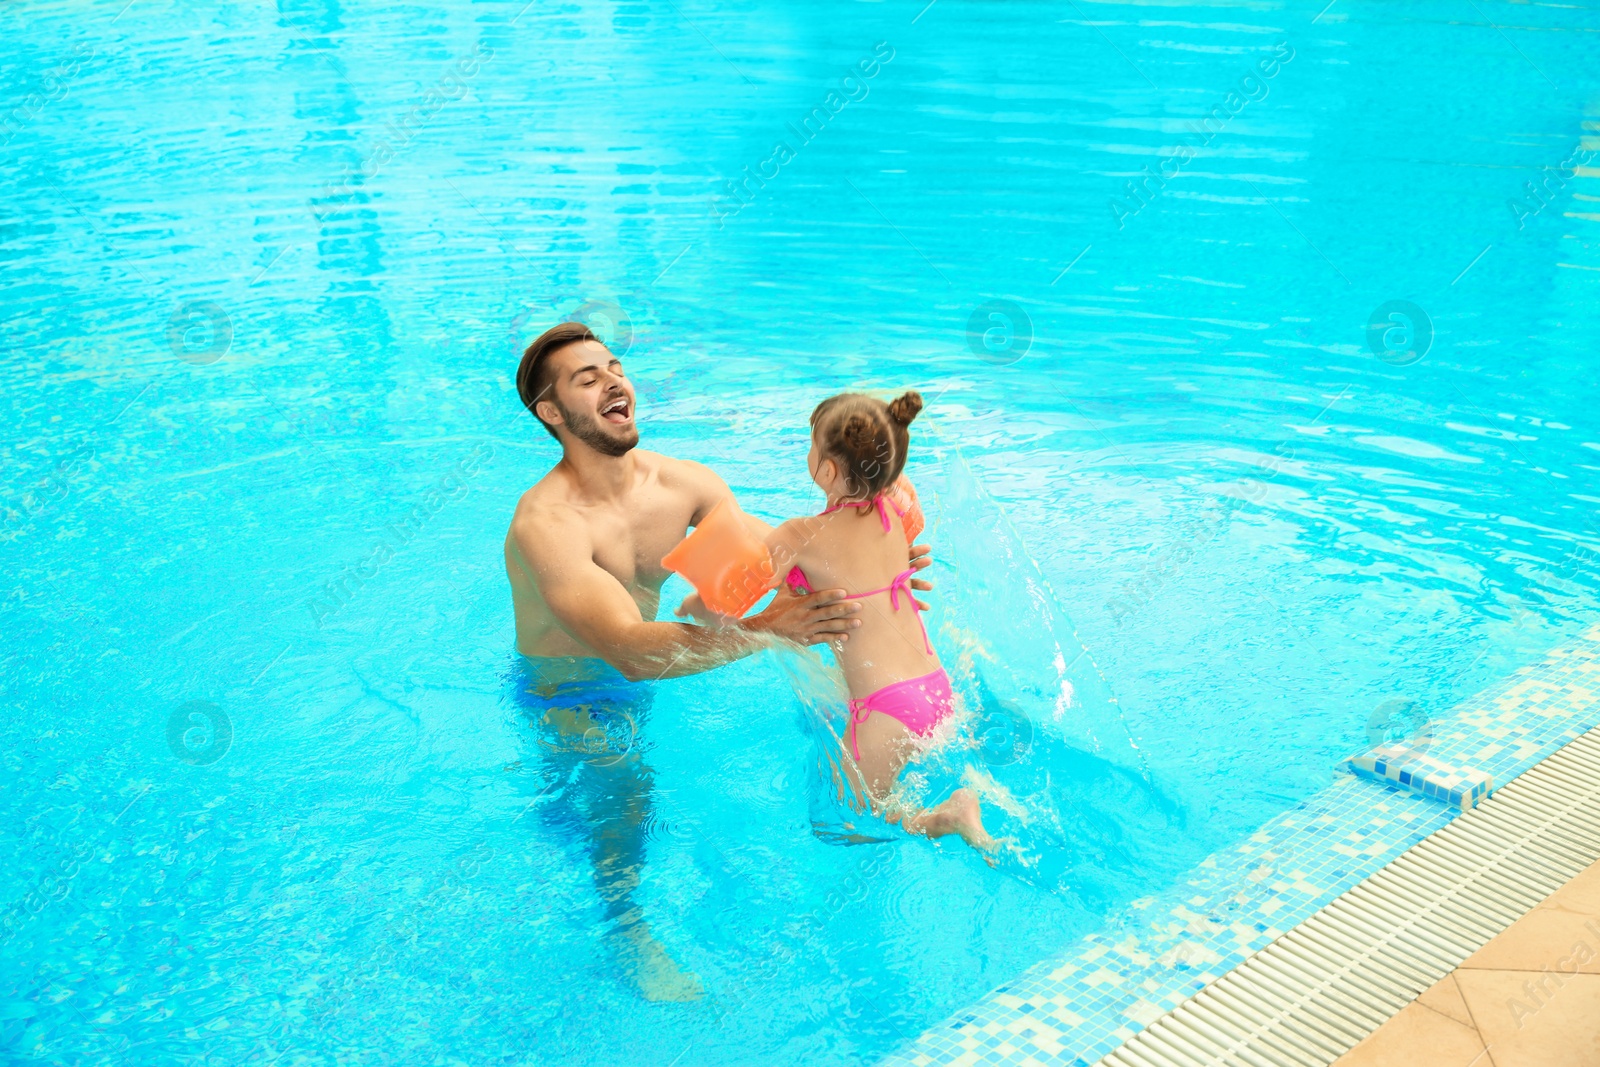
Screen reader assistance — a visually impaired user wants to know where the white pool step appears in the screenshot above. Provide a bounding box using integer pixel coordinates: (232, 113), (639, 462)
(1097, 725), (1600, 1067)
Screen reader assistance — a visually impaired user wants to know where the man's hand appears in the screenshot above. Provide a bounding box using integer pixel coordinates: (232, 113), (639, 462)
(909, 542), (933, 612)
(744, 587), (862, 646)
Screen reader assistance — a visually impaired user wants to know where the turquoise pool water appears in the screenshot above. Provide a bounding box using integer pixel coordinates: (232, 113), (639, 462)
(4, 0), (1599, 1064)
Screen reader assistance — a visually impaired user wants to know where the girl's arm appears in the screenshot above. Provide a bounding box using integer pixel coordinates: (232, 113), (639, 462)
(764, 516), (815, 583)
(672, 517), (809, 627)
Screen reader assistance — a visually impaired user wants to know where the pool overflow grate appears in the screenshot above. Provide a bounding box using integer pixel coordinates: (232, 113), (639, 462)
(1096, 725), (1600, 1067)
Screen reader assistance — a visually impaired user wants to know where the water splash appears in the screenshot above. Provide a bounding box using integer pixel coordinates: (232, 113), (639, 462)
(921, 435), (1146, 775)
(772, 438), (1187, 899)
(771, 648), (900, 845)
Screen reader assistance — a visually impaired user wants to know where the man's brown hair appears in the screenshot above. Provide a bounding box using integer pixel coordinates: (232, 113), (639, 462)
(517, 321), (599, 440)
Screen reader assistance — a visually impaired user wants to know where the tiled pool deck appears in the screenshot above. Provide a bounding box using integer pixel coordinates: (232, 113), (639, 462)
(885, 624), (1600, 1067)
(1333, 856), (1600, 1067)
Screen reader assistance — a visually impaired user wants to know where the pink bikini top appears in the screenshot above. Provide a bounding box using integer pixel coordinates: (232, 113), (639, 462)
(784, 495), (930, 654)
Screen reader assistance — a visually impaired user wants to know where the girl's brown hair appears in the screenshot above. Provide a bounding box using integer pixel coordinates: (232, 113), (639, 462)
(810, 391), (924, 501)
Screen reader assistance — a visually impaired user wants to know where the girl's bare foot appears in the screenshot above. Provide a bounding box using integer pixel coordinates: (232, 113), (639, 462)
(945, 788), (997, 856)
(914, 788), (998, 862)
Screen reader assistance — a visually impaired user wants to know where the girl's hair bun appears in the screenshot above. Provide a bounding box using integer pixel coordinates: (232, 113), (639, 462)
(886, 391), (923, 426)
(841, 413), (876, 453)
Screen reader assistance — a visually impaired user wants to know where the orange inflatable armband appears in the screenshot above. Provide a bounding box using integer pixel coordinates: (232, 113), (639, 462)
(661, 499), (776, 618)
(887, 475), (925, 544)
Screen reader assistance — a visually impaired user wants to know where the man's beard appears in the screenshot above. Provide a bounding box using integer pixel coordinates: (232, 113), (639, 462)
(560, 401), (639, 457)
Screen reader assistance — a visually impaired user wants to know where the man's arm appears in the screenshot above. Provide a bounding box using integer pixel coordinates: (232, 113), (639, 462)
(514, 507), (767, 681)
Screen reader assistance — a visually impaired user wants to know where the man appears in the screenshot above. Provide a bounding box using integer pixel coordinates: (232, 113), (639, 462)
(504, 322), (900, 672)
(503, 321), (929, 1001)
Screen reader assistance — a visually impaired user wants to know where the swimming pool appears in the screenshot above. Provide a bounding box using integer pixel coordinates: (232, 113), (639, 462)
(4, 0), (1599, 1063)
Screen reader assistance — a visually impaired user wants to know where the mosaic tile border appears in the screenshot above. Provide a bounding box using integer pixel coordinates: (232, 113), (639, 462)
(883, 624), (1600, 1067)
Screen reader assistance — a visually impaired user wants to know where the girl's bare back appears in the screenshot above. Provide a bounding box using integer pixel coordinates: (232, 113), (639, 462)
(779, 506), (938, 700)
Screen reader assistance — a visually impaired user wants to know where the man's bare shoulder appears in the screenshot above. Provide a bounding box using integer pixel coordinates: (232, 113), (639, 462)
(509, 472), (589, 549)
(648, 452), (726, 494)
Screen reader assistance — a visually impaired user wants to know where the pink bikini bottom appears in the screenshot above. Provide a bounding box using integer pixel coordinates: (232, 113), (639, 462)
(844, 667), (956, 762)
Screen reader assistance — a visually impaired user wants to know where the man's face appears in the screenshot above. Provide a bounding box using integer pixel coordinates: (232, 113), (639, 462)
(539, 340), (639, 457)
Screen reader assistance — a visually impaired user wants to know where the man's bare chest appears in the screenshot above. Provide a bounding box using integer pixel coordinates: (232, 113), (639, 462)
(586, 494), (697, 590)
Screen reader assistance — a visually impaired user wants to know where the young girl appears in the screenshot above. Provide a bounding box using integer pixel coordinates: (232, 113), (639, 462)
(767, 391), (994, 854)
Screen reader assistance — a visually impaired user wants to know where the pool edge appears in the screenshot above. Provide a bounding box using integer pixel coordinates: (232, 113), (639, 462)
(1095, 722), (1600, 1066)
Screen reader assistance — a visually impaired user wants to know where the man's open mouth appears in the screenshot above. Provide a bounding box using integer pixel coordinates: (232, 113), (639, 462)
(600, 396), (631, 424)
